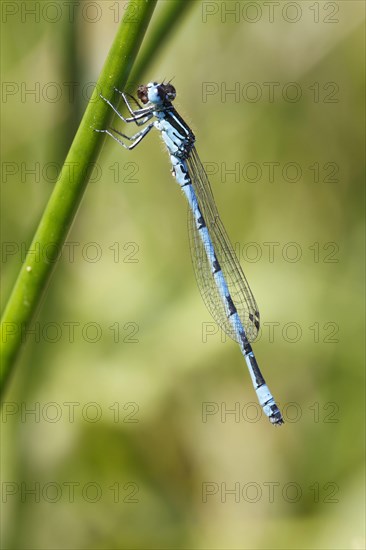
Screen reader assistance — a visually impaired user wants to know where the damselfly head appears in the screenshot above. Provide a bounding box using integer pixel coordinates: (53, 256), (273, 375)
(137, 82), (176, 105)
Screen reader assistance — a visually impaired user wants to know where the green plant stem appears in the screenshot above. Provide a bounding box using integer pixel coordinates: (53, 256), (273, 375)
(0, 0), (157, 396)
(128, 0), (195, 87)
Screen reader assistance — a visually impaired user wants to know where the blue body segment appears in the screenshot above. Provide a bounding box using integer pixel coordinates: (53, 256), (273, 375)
(98, 82), (284, 426)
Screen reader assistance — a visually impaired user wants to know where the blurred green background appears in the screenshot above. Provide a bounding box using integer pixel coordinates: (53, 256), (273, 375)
(1, 1), (365, 549)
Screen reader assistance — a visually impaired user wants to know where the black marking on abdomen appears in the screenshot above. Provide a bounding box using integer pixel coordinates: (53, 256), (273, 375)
(177, 162), (191, 187)
(226, 295), (237, 316)
(212, 254), (221, 273)
(247, 352), (266, 386)
(181, 175), (191, 188)
(239, 329), (252, 355)
(197, 214), (206, 230)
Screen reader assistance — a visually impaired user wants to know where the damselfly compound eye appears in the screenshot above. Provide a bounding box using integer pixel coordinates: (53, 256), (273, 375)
(162, 83), (176, 101)
(137, 85), (149, 104)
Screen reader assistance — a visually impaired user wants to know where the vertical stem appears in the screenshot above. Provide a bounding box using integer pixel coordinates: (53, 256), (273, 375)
(0, 0), (158, 396)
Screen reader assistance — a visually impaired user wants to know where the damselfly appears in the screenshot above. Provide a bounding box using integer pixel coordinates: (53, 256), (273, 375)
(97, 82), (284, 426)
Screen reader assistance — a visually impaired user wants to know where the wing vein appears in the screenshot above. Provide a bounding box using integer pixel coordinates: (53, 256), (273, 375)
(186, 148), (260, 342)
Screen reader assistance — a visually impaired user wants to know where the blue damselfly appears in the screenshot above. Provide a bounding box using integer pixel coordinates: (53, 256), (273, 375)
(97, 82), (284, 426)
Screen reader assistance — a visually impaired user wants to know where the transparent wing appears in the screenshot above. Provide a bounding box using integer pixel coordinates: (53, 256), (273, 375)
(187, 148), (260, 342)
